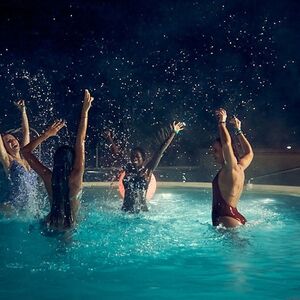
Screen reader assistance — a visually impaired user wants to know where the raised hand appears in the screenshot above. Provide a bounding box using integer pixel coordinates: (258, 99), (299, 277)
(215, 108), (227, 123)
(82, 89), (94, 113)
(172, 121), (185, 134)
(14, 100), (26, 113)
(102, 129), (112, 140)
(44, 120), (66, 137)
(229, 116), (241, 130)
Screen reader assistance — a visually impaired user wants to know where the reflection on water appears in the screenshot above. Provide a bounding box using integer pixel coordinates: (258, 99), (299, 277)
(0, 188), (300, 299)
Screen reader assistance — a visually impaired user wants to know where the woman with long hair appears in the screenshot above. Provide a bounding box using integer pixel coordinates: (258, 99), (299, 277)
(0, 100), (38, 212)
(22, 90), (93, 230)
(211, 108), (253, 227)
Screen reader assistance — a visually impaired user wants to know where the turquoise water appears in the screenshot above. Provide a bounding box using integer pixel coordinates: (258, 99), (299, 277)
(0, 187), (300, 300)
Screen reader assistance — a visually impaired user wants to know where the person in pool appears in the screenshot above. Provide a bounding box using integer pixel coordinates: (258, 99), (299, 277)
(21, 89), (93, 231)
(103, 121), (185, 213)
(0, 100), (38, 213)
(211, 108), (253, 228)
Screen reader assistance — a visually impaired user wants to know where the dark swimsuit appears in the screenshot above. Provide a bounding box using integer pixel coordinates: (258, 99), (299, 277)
(122, 163), (149, 213)
(1, 160), (38, 209)
(212, 172), (246, 226)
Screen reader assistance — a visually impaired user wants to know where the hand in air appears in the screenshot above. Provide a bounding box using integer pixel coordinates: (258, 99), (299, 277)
(102, 129), (112, 140)
(215, 108), (227, 123)
(229, 115), (241, 130)
(172, 121), (185, 134)
(14, 100), (26, 112)
(82, 89), (94, 113)
(44, 120), (66, 137)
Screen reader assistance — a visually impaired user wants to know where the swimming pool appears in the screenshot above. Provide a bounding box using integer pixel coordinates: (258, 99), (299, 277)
(0, 186), (299, 300)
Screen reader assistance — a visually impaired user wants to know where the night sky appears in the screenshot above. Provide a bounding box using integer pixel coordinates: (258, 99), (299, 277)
(0, 0), (300, 166)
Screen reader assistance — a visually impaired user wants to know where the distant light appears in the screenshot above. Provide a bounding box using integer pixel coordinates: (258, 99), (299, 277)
(286, 146), (292, 150)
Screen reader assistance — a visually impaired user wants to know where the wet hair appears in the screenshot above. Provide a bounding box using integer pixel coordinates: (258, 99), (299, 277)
(1, 132), (18, 141)
(214, 137), (240, 160)
(214, 137), (221, 145)
(232, 141), (241, 161)
(2, 131), (20, 140)
(1, 133), (20, 154)
(130, 147), (146, 161)
(49, 145), (75, 229)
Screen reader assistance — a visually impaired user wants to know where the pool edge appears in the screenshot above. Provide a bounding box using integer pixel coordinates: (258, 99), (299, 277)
(83, 182), (300, 196)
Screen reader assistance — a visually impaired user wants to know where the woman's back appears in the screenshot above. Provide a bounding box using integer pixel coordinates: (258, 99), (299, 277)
(21, 90), (94, 231)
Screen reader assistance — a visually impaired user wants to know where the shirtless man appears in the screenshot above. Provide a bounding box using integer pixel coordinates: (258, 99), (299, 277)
(211, 108), (254, 227)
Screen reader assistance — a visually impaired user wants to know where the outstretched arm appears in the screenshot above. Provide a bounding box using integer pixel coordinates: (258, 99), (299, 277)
(0, 135), (10, 173)
(102, 130), (120, 156)
(145, 121), (185, 173)
(21, 120), (66, 197)
(15, 100), (30, 147)
(71, 89), (93, 184)
(215, 108), (238, 170)
(230, 116), (253, 170)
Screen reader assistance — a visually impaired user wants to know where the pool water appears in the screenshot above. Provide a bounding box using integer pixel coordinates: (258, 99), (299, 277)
(0, 187), (299, 300)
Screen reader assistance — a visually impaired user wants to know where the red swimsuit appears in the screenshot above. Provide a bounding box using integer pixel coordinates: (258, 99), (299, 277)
(212, 172), (246, 226)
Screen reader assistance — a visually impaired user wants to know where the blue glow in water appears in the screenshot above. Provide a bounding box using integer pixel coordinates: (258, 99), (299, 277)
(0, 188), (299, 300)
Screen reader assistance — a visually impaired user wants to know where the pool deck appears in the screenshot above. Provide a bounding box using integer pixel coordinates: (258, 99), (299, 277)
(83, 182), (300, 196)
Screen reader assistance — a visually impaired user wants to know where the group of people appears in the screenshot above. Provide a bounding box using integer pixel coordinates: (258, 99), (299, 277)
(0, 89), (253, 232)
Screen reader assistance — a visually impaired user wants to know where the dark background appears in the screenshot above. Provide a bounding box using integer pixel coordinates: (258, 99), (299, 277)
(0, 0), (299, 167)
